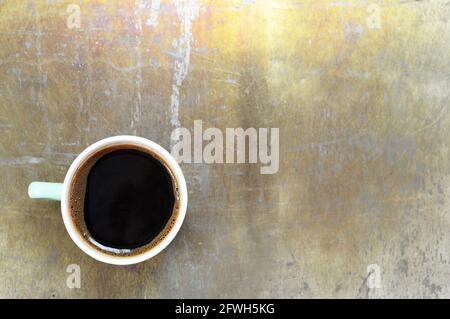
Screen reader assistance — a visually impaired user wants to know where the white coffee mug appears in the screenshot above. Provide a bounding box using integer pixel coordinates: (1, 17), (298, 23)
(28, 136), (188, 265)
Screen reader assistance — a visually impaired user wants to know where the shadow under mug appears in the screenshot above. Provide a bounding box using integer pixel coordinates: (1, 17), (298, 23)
(28, 136), (188, 265)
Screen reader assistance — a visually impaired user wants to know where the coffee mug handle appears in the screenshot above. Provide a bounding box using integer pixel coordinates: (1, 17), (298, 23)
(28, 182), (63, 201)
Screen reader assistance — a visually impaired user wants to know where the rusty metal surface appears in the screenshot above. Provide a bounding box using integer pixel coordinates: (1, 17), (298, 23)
(0, 0), (449, 298)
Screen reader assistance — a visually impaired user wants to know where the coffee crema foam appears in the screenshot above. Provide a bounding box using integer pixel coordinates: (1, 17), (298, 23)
(69, 144), (181, 257)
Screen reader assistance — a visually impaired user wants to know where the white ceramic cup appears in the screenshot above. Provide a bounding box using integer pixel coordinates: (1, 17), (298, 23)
(28, 136), (188, 265)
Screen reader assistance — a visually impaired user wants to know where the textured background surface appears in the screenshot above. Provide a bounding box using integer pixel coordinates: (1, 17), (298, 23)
(0, 0), (449, 298)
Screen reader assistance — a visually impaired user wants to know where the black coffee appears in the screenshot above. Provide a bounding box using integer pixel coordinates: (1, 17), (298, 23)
(83, 149), (175, 250)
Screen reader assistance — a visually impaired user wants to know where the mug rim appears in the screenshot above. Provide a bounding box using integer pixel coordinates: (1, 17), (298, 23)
(60, 135), (188, 265)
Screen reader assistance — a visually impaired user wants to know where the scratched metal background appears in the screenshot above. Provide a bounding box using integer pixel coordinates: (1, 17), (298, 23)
(0, 0), (449, 298)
